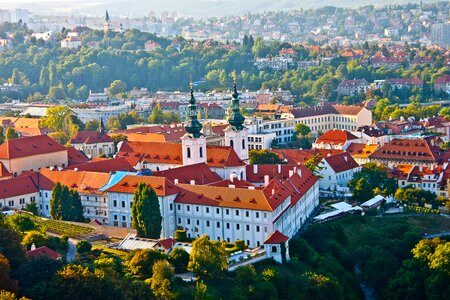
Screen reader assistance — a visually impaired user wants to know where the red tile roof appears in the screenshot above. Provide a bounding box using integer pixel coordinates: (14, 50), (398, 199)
(246, 164), (297, 183)
(435, 75), (450, 84)
(386, 78), (423, 85)
(0, 175), (38, 198)
(65, 157), (134, 173)
(67, 146), (89, 166)
(323, 152), (359, 173)
(291, 104), (364, 118)
(207, 178), (254, 188)
(370, 138), (442, 162)
(264, 230), (288, 244)
(25, 246), (60, 260)
(158, 238), (176, 250)
(70, 131), (113, 144)
(154, 163), (222, 185)
(0, 135), (67, 159)
(0, 161), (12, 178)
(106, 175), (178, 197)
(272, 149), (343, 165)
(315, 130), (358, 146)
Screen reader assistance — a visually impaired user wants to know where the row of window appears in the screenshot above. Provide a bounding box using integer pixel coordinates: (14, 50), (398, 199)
(177, 204), (266, 219)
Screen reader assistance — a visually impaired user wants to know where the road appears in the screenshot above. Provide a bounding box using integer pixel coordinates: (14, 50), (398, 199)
(67, 238), (77, 262)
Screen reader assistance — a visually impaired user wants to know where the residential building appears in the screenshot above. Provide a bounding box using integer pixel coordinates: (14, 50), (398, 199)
(72, 106), (128, 124)
(0, 135), (68, 176)
(312, 129), (362, 150)
(431, 23), (450, 48)
(60, 36), (82, 49)
(337, 79), (370, 96)
(434, 75), (450, 95)
(70, 126), (114, 158)
(0, 175), (39, 210)
(318, 152), (361, 191)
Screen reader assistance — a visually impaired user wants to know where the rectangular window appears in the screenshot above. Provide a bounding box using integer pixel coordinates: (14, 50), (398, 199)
(226, 223), (230, 229)
(236, 224), (240, 230)
(178, 218), (181, 224)
(256, 226), (260, 232)
(113, 200), (117, 207)
(206, 207), (210, 213)
(256, 212), (259, 218)
(236, 210), (239, 216)
(121, 201), (125, 208)
(177, 204), (181, 210)
(187, 219), (191, 225)
(245, 211), (249, 217)
(196, 220), (200, 225)
(216, 208), (220, 214)
(246, 225), (250, 231)
(187, 205), (190, 211)
(226, 209), (229, 215)
(170, 203), (173, 211)
(217, 222), (220, 228)
(196, 206), (199, 212)
(206, 221), (210, 227)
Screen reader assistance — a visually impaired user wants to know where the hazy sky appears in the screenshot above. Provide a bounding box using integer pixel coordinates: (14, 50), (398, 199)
(0, 0), (436, 17)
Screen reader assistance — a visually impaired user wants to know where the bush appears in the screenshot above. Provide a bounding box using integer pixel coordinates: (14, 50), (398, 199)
(76, 240), (92, 254)
(235, 240), (245, 251)
(169, 248), (189, 273)
(174, 230), (187, 242)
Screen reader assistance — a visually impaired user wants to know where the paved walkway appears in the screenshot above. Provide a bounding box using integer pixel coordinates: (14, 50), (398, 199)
(67, 238), (77, 262)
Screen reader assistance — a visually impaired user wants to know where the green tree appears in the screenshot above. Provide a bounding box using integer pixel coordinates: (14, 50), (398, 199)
(0, 127), (4, 144)
(6, 214), (35, 234)
(188, 235), (228, 277)
(84, 120), (100, 131)
(5, 128), (18, 140)
(194, 280), (210, 300)
(126, 249), (167, 279)
(0, 254), (18, 294)
(131, 182), (162, 238)
(352, 177), (373, 202)
(107, 80), (127, 96)
(76, 240), (92, 254)
(148, 103), (165, 124)
(50, 183), (63, 220)
(249, 150), (284, 164)
(168, 248), (189, 273)
(304, 154), (324, 176)
(21, 231), (46, 249)
(294, 123), (311, 137)
(149, 260), (176, 300)
(48, 86), (65, 100)
(39, 67), (49, 92)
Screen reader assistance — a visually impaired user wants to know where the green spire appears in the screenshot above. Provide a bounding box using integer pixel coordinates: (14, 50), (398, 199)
(185, 80), (203, 138)
(105, 10), (110, 22)
(227, 73), (245, 130)
(98, 118), (104, 133)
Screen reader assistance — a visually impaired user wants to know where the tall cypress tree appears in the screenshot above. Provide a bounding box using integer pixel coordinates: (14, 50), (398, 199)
(50, 183), (63, 220)
(70, 190), (84, 222)
(61, 185), (71, 220)
(132, 182), (162, 238)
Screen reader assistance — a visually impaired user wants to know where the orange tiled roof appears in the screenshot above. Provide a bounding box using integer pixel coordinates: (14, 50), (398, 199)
(370, 138), (442, 162)
(272, 149), (343, 165)
(106, 175), (178, 197)
(0, 175), (38, 198)
(346, 143), (379, 158)
(176, 183), (284, 211)
(65, 157), (134, 173)
(39, 168), (110, 194)
(315, 130), (359, 146)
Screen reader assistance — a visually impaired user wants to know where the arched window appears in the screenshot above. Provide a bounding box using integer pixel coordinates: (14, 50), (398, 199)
(230, 139), (234, 149)
(187, 147), (191, 158)
(271, 246), (278, 253)
(242, 138), (245, 149)
(199, 146), (203, 158)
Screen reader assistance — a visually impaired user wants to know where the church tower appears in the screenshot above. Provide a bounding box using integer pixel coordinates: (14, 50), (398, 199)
(225, 74), (249, 162)
(104, 10), (111, 36)
(181, 81), (207, 166)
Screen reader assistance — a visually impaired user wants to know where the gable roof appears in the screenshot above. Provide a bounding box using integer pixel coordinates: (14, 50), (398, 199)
(0, 175), (38, 198)
(291, 104), (364, 118)
(246, 164), (297, 183)
(153, 163), (222, 185)
(0, 161), (12, 178)
(70, 131), (113, 144)
(315, 130), (359, 146)
(65, 157), (134, 173)
(370, 138), (442, 162)
(67, 146), (90, 166)
(0, 135), (67, 159)
(177, 183), (285, 211)
(272, 148), (343, 165)
(264, 230), (288, 244)
(323, 152), (359, 173)
(25, 246), (60, 260)
(38, 168), (111, 194)
(105, 175), (178, 197)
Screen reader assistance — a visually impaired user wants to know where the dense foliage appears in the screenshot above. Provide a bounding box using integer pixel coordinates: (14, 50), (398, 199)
(131, 182), (162, 238)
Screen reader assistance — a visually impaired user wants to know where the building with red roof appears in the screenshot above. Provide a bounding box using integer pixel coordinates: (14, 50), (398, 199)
(386, 77), (423, 89)
(369, 138), (443, 167)
(25, 246), (61, 260)
(70, 131), (114, 158)
(313, 129), (361, 150)
(319, 152), (361, 190)
(434, 75), (450, 95)
(0, 175), (39, 210)
(0, 135), (68, 177)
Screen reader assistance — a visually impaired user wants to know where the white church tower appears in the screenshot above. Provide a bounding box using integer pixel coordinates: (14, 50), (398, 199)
(225, 75), (249, 162)
(181, 81), (207, 166)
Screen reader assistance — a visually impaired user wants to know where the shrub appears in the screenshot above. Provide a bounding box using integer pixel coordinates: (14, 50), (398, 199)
(174, 230), (187, 242)
(76, 240), (92, 254)
(235, 240), (245, 251)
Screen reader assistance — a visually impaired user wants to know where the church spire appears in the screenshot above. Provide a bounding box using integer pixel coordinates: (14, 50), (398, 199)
(98, 118), (105, 133)
(227, 72), (245, 130)
(184, 78), (202, 138)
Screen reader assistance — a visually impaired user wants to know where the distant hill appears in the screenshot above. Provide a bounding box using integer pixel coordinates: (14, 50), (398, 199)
(2, 0), (441, 17)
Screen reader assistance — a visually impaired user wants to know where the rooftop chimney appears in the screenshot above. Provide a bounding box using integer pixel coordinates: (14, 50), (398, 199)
(248, 186), (255, 190)
(272, 189), (275, 196)
(297, 169), (302, 177)
(264, 175), (270, 187)
(190, 180), (195, 185)
(174, 179), (179, 185)
(229, 184), (236, 189)
(289, 170), (294, 177)
(253, 164), (258, 174)
(74, 168), (78, 172)
(278, 164), (281, 174)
